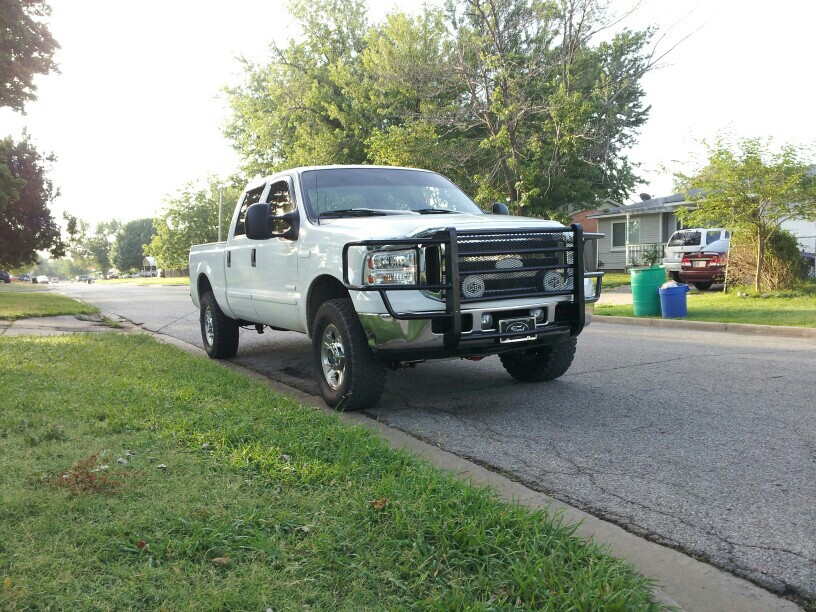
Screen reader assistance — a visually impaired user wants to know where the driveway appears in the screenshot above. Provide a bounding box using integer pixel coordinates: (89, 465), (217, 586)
(58, 282), (816, 603)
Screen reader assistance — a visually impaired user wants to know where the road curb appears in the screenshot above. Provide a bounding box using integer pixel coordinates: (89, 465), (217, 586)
(595, 315), (816, 339)
(131, 322), (799, 611)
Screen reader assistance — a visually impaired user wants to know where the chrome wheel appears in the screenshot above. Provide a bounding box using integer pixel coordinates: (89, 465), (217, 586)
(204, 306), (214, 346)
(320, 324), (346, 390)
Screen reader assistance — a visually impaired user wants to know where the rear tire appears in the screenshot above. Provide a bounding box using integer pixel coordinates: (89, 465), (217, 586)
(312, 298), (386, 411)
(200, 291), (239, 359)
(500, 338), (577, 382)
(693, 281), (713, 291)
(670, 271), (681, 282)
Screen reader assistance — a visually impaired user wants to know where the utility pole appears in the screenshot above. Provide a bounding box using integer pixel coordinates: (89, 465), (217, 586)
(218, 185), (224, 242)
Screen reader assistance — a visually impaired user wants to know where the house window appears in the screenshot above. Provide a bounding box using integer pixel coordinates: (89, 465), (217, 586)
(612, 220), (640, 249)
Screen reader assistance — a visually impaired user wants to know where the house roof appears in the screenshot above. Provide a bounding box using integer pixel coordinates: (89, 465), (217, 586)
(587, 189), (704, 219)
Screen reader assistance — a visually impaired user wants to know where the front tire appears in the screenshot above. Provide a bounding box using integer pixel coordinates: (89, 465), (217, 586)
(500, 338), (577, 382)
(312, 299), (386, 411)
(200, 291), (239, 359)
(693, 281), (713, 291)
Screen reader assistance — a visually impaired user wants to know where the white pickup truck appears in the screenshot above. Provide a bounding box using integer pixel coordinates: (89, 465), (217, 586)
(189, 166), (603, 410)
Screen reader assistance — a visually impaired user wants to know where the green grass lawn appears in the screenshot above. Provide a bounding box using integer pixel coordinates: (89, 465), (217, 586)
(0, 288), (99, 320)
(97, 277), (190, 286)
(599, 272), (631, 289)
(596, 286), (816, 328)
(0, 334), (659, 610)
(0, 283), (49, 293)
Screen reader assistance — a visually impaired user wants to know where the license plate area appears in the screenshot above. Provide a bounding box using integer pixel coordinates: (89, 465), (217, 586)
(692, 260), (707, 268)
(499, 316), (537, 343)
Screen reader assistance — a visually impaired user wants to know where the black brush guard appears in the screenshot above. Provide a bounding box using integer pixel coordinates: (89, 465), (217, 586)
(342, 224), (603, 350)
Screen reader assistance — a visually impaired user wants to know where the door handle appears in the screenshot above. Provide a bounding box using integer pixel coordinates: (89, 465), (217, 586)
(251, 248), (256, 267)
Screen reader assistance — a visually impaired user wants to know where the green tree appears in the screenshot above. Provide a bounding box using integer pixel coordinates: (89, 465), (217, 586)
(676, 137), (816, 292)
(147, 177), (243, 270)
(0, 0), (59, 111)
(225, 0), (369, 176)
(111, 218), (156, 272)
(226, 0), (657, 217)
(65, 217), (121, 277)
(0, 135), (64, 268)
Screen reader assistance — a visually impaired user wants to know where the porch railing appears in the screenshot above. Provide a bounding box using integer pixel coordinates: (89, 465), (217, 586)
(625, 243), (665, 268)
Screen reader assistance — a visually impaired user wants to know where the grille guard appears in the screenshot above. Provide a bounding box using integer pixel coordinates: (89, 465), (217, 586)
(342, 224), (603, 349)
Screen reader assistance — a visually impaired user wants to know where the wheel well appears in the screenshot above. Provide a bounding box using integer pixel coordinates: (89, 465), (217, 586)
(197, 274), (213, 300)
(307, 275), (350, 335)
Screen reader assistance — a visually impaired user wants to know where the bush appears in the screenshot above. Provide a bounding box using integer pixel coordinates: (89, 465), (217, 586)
(727, 230), (807, 290)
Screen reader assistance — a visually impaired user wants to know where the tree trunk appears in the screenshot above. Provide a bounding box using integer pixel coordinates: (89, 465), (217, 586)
(755, 229), (764, 293)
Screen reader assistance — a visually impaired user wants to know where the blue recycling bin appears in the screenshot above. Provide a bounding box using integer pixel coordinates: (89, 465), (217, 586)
(659, 284), (690, 318)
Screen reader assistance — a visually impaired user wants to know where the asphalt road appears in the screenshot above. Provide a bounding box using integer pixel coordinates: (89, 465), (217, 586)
(59, 282), (816, 602)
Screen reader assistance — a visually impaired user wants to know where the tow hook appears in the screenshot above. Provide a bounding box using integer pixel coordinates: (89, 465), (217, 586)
(255, 324), (265, 334)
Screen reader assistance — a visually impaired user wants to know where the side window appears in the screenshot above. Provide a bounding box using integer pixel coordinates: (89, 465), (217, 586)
(612, 221), (626, 248)
(724, 230), (730, 239)
(233, 186), (265, 237)
(706, 230), (721, 244)
(268, 180), (295, 233)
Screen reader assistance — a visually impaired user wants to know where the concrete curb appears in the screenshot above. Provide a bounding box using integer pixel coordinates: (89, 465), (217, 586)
(138, 322), (799, 611)
(595, 315), (816, 339)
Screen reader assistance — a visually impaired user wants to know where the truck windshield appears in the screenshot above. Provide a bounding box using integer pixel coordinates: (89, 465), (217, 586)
(299, 168), (484, 219)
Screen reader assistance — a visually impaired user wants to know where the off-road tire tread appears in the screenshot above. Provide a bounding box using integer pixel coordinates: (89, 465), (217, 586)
(201, 291), (239, 359)
(312, 298), (387, 411)
(499, 338), (577, 382)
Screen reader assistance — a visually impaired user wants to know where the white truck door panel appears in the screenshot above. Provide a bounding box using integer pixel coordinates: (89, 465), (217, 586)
(252, 179), (301, 330)
(225, 185), (265, 321)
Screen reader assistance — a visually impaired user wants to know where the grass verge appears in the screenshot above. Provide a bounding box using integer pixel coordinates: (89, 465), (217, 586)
(0, 334), (659, 610)
(0, 284), (49, 293)
(0, 290), (99, 321)
(599, 272), (631, 289)
(596, 284), (816, 327)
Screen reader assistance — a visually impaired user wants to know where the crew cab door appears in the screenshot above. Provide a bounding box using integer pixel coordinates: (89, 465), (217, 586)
(251, 178), (301, 330)
(225, 185), (265, 321)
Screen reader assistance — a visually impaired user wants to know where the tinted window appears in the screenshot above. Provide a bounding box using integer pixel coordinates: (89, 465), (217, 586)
(233, 186), (265, 237)
(268, 180), (295, 233)
(612, 222), (626, 247)
(706, 230), (721, 244)
(299, 168), (483, 217)
(668, 230), (701, 247)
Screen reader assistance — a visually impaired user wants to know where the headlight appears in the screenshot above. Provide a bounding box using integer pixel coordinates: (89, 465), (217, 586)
(365, 249), (417, 285)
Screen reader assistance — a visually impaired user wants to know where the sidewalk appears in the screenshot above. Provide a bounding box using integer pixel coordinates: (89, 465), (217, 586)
(0, 313), (803, 610)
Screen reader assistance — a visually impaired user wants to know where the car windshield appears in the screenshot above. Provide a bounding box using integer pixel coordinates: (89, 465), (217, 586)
(668, 230), (701, 247)
(299, 168), (483, 219)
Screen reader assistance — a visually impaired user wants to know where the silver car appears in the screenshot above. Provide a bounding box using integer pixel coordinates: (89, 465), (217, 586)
(663, 228), (730, 281)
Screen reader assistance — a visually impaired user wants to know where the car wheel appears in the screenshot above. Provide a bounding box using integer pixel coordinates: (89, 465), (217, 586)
(200, 291), (239, 359)
(500, 338), (577, 382)
(312, 298), (387, 411)
(693, 281), (713, 291)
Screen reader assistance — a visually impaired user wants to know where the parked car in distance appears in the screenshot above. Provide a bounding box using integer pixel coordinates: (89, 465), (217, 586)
(50, 277), (60, 284)
(36, 275), (50, 284)
(0, 270), (10, 283)
(679, 251), (726, 290)
(664, 228), (729, 281)
(108, 273), (120, 279)
(75, 274), (95, 283)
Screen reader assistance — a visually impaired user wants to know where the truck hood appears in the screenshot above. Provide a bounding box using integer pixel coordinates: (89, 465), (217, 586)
(318, 212), (565, 241)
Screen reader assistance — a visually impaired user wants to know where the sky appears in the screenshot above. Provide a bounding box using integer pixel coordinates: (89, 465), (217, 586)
(3, 0), (816, 225)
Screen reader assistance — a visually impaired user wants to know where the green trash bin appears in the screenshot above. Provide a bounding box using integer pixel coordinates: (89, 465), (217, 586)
(630, 266), (666, 316)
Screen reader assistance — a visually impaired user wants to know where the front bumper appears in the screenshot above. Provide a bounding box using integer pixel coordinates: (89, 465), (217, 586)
(345, 225), (602, 357)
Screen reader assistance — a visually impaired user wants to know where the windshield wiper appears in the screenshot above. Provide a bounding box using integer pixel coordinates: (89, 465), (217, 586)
(320, 208), (389, 218)
(413, 208), (457, 214)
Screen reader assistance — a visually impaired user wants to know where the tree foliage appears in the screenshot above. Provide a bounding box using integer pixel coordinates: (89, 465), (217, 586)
(64, 218), (121, 277)
(676, 137), (816, 291)
(111, 218), (156, 272)
(147, 177), (244, 270)
(225, 0), (656, 217)
(0, 134), (64, 268)
(0, 0), (59, 112)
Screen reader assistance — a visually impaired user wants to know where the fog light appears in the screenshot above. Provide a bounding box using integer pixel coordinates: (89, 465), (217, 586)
(481, 313), (493, 329)
(531, 308), (544, 322)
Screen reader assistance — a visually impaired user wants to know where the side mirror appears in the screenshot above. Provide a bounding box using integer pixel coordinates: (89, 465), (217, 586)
(491, 202), (510, 215)
(245, 203), (300, 241)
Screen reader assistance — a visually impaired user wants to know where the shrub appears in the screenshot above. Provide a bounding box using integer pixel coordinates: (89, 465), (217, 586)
(727, 230), (806, 290)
